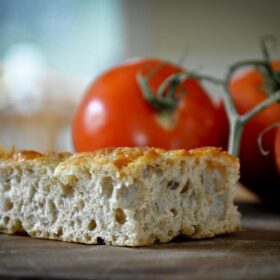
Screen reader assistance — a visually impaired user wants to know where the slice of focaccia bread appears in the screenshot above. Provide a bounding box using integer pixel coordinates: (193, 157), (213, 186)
(0, 147), (241, 246)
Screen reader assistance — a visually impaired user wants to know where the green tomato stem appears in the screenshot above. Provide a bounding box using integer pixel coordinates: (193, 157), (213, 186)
(226, 91), (280, 156)
(137, 73), (178, 112)
(228, 117), (244, 156)
(240, 91), (280, 124)
(222, 85), (280, 156)
(258, 120), (280, 156)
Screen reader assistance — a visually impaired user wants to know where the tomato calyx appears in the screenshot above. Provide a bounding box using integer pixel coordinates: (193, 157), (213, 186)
(227, 37), (280, 98)
(261, 36), (280, 95)
(137, 72), (185, 130)
(137, 68), (223, 131)
(226, 60), (280, 96)
(137, 72), (183, 113)
(258, 63), (280, 95)
(137, 68), (224, 114)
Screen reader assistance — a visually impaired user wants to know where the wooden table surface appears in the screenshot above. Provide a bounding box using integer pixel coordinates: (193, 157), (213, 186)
(0, 203), (280, 280)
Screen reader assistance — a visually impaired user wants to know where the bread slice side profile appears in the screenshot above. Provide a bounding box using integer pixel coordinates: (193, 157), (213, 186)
(0, 150), (71, 236)
(0, 147), (241, 246)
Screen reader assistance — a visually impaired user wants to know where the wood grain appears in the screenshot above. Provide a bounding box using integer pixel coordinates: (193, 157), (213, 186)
(0, 203), (280, 280)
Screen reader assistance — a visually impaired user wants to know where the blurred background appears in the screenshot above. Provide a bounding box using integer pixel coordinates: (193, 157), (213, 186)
(0, 0), (279, 152)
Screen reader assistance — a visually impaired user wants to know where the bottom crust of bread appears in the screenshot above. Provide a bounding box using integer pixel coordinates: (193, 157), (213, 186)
(0, 147), (241, 246)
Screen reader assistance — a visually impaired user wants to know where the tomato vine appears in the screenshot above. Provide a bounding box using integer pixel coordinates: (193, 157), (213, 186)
(138, 36), (280, 157)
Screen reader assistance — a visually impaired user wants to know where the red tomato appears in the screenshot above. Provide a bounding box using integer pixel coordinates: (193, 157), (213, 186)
(72, 58), (223, 152)
(230, 61), (280, 206)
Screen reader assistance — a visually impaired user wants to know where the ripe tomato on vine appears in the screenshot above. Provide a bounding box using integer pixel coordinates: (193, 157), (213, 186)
(72, 58), (224, 152)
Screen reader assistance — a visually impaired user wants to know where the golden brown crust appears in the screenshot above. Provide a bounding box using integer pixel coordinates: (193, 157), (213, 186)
(188, 146), (239, 165)
(59, 147), (165, 170)
(0, 146), (238, 170)
(87, 146), (237, 167)
(0, 147), (71, 163)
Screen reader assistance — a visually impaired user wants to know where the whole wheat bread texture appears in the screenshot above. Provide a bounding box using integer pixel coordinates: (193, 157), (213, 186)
(0, 147), (241, 246)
